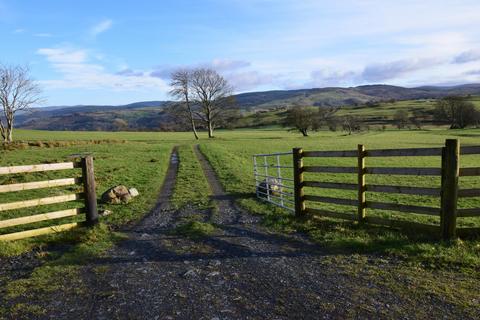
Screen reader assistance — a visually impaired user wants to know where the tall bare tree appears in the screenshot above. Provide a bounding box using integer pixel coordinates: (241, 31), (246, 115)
(0, 64), (43, 142)
(169, 69), (199, 139)
(190, 68), (233, 138)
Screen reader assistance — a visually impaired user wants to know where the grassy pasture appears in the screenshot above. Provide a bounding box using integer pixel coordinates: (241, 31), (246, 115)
(198, 128), (480, 269)
(1, 128), (480, 269)
(0, 140), (173, 255)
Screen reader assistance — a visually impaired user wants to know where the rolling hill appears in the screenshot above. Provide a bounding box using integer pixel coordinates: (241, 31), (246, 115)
(16, 84), (480, 131)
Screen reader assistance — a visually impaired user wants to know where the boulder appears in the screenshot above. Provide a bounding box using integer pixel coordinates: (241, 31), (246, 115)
(256, 177), (282, 198)
(102, 185), (136, 204)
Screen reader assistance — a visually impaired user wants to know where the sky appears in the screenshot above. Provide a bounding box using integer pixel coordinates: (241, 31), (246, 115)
(1, 0), (480, 106)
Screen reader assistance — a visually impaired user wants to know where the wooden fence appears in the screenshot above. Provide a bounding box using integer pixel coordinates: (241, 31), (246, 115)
(0, 156), (98, 241)
(292, 139), (480, 240)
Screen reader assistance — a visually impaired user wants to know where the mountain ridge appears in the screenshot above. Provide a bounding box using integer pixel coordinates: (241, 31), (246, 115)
(17, 83), (480, 131)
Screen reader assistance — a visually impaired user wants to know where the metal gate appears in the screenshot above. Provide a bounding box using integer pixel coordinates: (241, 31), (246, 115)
(253, 151), (294, 211)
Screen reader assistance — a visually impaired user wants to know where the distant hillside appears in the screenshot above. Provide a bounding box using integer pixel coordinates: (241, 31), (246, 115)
(16, 84), (480, 131)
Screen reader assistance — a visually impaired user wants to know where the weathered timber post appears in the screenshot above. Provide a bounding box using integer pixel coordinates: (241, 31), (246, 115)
(293, 148), (305, 217)
(440, 139), (459, 240)
(81, 155), (99, 225)
(357, 144), (366, 222)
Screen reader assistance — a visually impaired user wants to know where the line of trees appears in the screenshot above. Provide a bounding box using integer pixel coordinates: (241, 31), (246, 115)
(169, 68), (235, 139)
(283, 106), (365, 136)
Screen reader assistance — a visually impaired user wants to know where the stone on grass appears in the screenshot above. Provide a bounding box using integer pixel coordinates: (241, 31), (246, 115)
(101, 185), (138, 204)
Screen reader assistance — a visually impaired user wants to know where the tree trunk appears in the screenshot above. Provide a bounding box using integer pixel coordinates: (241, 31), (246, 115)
(6, 119), (13, 143)
(207, 121), (214, 138)
(6, 128), (12, 143)
(191, 120), (199, 140)
(301, 129), (308, 137)
(0, 122), (6, 142)
(185, 97), (199, 140)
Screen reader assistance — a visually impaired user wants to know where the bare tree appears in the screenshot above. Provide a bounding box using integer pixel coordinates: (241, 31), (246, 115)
(0, 64), (43, 142)
(190, 68), (233, 138)
(393, 110), (409, 129)
(169, 69), (199, 139)
(284, 106), (319, 136)
(342, 115), (361, 135)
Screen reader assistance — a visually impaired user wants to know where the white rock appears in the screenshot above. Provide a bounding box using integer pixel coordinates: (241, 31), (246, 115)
(129, 188), (139, 197)
(100, 209), (113, 216)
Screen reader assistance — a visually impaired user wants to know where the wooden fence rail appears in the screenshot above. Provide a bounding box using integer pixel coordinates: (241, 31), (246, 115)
(0, 156), (98, 241)
(292, 139), (480, 240)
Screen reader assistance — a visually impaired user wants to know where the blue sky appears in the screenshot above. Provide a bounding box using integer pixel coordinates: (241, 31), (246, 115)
(1, 0), (480, 106)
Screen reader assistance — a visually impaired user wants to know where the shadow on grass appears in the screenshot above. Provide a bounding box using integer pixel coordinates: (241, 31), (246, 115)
(259, 208), (480, 270)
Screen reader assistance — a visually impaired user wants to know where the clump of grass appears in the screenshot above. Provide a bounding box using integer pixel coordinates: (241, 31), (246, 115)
(173, 220), (217, 239)
(171, 145), (212, 210)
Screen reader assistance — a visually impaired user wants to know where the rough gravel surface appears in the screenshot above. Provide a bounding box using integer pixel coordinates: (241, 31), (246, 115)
(1, 146), (478, 319)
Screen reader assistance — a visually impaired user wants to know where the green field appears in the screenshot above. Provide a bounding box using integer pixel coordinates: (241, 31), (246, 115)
(1, 128), (480, 269)
(236, 96), (480, 128)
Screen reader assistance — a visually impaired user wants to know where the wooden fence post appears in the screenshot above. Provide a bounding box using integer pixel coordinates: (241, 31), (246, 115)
(357, 144), (366, 222)
(81, 156), (98, 225)
(293, 148), (305, 217)
(440, 139), (459, 240)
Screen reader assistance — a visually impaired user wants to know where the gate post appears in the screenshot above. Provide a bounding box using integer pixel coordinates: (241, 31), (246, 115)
(440, 139), (459, 240)
(293, 148), (305, 217)
(81, 155), (99, 225)
(357, 144), (366, 222)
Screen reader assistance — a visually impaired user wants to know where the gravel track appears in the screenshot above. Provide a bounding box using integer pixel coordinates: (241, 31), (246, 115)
(2, 145), (478, 319)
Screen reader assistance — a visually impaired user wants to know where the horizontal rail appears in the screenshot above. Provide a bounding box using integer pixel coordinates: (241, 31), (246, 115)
(366, 147), (442, 157)
(0, 208), (84, 229)
(0, 222), (80, 241)
(254, 173), (294, 182)
(304, 195), (357, 206)
(365, 216), (439, 234)
(302, 150), (357, 157)
(255, 165), (293, 169)
(457, 208), (480, 217)
(458, 189), (480, 198)
(0, 194), (82, 212)
(257, 197), (294, 211)
(0, 178), (80, 193)
(460, 146), (480, 155)
(460, 167), (480, 177)
(306, 208), (356, 221)
(367, 184), (440, 196)
(253, 152), (293, 157)
(367, 201), (440, 216)
(303, 181), (357, 190)
(457, 227), (480, 237)
(257, 189), (294, 198)
(254, 180), (294, 190)
(0, 162), (77, 175)
(366, 167), (441, 176)
(303, 166), (357, 174)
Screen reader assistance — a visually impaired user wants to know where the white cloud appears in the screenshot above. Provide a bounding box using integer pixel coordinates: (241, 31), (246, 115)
(37, 46), (169, 92)
(90, 19), (113, 37)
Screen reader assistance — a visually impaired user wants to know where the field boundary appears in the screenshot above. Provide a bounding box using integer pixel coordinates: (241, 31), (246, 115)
(256, 139), (480, 240)
(0, 156), (99, 241)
